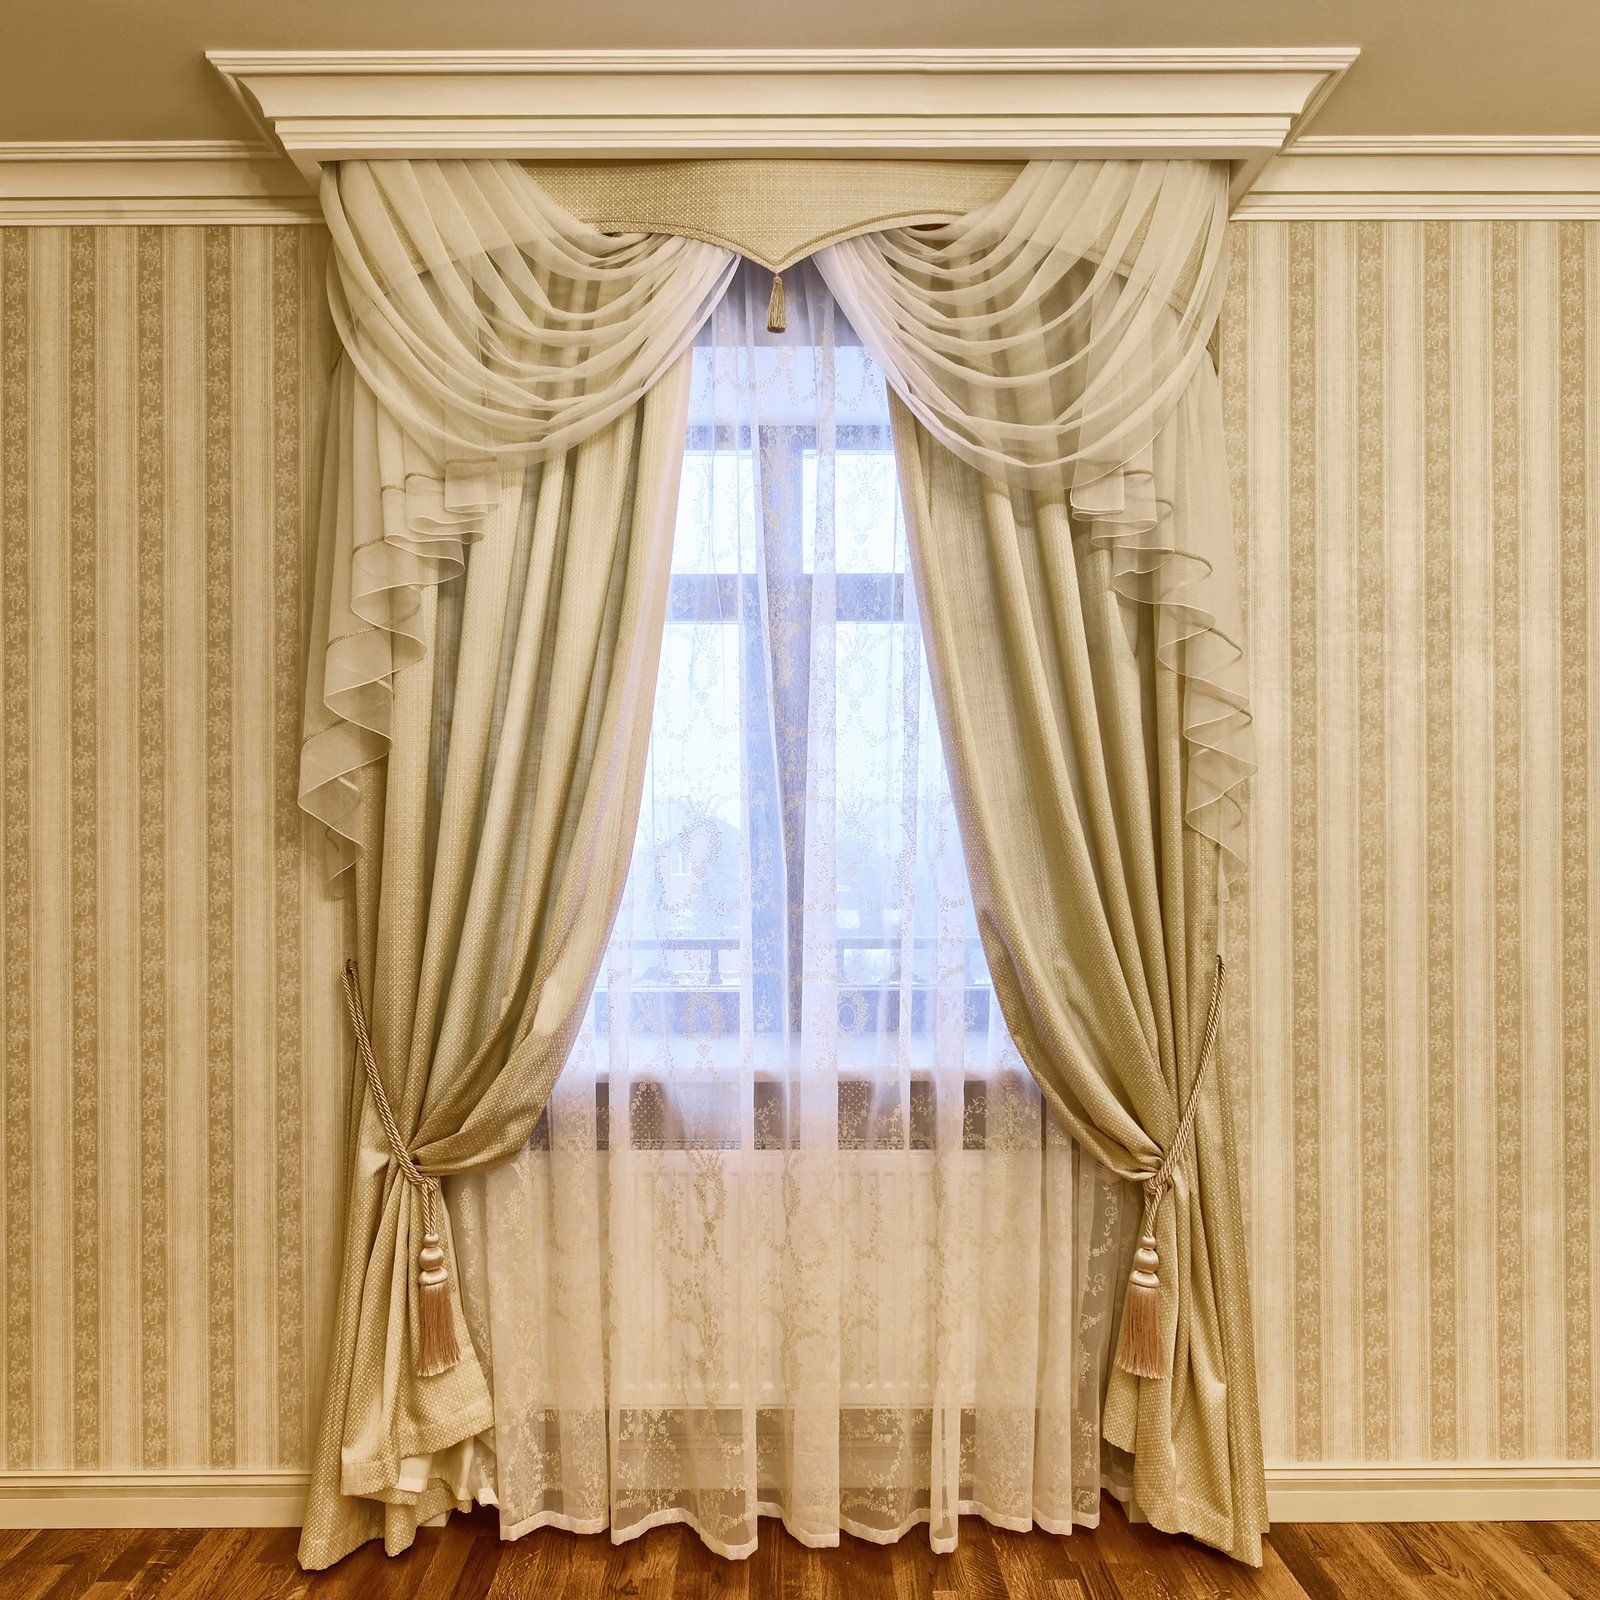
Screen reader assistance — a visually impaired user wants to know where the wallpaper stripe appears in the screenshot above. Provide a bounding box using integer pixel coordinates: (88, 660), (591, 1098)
(1559, 222), (1593, 1459)
(135, 226), (167, 1469)
(1490, 223), (1525, 1459)
(1, 227), (31, 1472)
(0, 220), (1596, 1474)
(271, 227), (305, 1473)
(1353, 220), (1389, 1460)
(203, 228), (235, 1470)
(1421, 221), (1460, 1463)
(0, 227), (342, 1473)
(1286, 221), (1322, 1463)
(68, 227), (99, 1470)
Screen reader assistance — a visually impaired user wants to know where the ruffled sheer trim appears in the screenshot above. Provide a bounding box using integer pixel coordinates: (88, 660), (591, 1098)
(302, 161), (736, 879)
(816, 160), (1250, 877)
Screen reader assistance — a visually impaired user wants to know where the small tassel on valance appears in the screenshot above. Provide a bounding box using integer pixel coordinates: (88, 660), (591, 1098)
(766, 272), (787, 334)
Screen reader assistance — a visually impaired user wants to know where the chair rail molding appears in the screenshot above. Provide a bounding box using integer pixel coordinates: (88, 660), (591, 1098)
(0, 141), (321, 223)
(1238, 134), (1600, 218)
(204, 47), (1360, 199)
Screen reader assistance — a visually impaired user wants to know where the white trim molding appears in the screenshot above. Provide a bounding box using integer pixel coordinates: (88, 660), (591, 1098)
(0, 142), (319, 224)
(1238, 135), (1600, 218)
(204, 47), (1359, 195)
(0, 1463), (1597, 1528)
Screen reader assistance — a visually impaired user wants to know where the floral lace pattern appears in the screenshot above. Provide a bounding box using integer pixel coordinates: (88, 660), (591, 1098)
(452, 262), (1135, 1557)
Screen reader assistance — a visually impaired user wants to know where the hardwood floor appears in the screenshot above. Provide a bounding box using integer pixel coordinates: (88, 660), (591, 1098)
(0, 1499), (1595, 1599)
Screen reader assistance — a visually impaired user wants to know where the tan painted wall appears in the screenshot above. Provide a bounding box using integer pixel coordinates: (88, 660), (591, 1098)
(0, 219), (1595, 1474)
(3, 3), (1598, 142)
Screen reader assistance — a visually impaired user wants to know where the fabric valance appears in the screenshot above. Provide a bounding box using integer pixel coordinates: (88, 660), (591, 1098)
(523, 157), (1023, 271)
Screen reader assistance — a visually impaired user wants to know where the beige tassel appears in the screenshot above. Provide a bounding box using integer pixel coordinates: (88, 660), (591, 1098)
(1116, 1230), (1169, 1379)
(766, 272), (787, 334)
(1113, 956), (1227, 1382)
(340, 959), (462, 1379)
(415, 1227), (460, 1378)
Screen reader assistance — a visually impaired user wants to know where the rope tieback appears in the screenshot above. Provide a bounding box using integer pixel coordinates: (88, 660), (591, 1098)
(1114, 956), (1227, 1381)
(340, 959), (461, 1378)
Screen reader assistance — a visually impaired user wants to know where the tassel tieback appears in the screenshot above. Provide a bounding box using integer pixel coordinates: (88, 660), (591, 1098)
(340, 959), (461, 1379)
(1115, 956), (1227, 1381)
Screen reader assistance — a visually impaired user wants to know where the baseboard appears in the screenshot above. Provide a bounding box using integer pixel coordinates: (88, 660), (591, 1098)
(1265, 1462), (1600, 1522)
(1, 1464), (1596, 1529)
(0, 1472), (308, 1528)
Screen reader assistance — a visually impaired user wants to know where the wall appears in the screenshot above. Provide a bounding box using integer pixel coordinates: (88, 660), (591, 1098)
(0, 226), (345, 1473)
(0, 218), (1595, 1480)
(1221, 220), (1599, 1465)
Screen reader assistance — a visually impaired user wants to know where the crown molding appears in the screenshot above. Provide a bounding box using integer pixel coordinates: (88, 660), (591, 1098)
(2, 1462), (1597, 1527)
(0, 141), (318, 223)
(1237, 134), (1600, 218)
(204, 47), (1360, 196)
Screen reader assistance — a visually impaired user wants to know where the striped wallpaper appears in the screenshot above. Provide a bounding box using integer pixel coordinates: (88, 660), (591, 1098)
(1221, 221), (1600, 1466)
(0, 219), (1595, 1477)
(0, 226), (346, 1473)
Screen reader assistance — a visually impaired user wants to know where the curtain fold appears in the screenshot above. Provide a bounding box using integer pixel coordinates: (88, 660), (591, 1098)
(297, 338), (698, 1571)
(842, 161), (1265, 1561)
(815, 160), (1251, 878)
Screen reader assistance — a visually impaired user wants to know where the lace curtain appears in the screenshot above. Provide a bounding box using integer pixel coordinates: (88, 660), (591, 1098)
(451, 262), (1138, 1555)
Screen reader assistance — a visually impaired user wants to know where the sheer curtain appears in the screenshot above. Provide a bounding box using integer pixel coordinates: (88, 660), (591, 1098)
(452, 262), (1137, 1556)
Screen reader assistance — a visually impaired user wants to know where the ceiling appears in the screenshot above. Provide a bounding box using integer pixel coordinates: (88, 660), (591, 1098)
(3, 1), (1593, 145)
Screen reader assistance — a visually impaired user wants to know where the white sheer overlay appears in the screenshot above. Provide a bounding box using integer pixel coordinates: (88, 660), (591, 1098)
(452, 263), (1136, 1556)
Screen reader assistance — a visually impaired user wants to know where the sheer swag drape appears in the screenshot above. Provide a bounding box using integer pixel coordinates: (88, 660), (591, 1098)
(297, 157), (1262, 1571)
(448, 264), (1133, 1556)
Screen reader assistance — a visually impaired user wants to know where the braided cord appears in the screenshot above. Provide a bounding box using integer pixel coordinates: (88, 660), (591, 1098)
(1141, 955), (1226, 1227)
(340, 959), (438, 1237)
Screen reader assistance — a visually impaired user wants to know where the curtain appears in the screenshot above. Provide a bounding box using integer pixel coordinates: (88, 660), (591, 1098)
(449, 263), (1138, 1556)
(298, 161), (739, 1570)
(818, 161), (1266, 1562)
(297, 156), (1263, 1571)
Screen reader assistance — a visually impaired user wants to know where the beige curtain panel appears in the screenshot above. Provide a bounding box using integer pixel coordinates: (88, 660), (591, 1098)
(297, 161), (739, 1568)
(817, 162), (1264, 1557)
(296, 156), (1262, 1570)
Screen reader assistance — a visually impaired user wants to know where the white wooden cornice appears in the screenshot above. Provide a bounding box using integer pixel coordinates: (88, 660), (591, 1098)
(203, 47), (1360, 200)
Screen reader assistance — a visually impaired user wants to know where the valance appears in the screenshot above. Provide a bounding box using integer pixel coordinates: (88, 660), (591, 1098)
(523, 157), (1023, 271)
